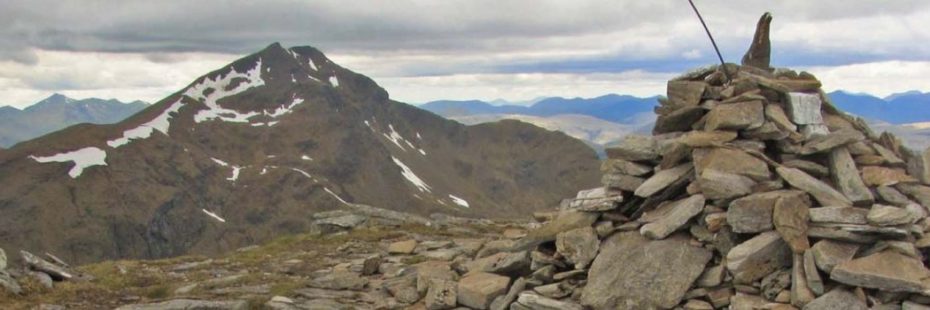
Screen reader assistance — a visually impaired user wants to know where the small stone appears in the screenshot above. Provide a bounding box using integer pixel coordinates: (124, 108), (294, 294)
(799, 128), (865, 155)
(706, 287), (733, 308)
(697, 169), (756, 200)
(705, 100), (765, 131)
(677, 130), (739, 147)
(830, 250), (930, 293)
(606, 134), (658, 161)
(697, 264), (726, 288)
(556, 227), (599, 269)
(829, 147), (875, 205)
(761, 270), (791, 301)
(425, 279), (457, 310)
(803, 288), (868, 310)
(803, 250), (825, 296)
(515, 292), (584, 310)
(634, 163), (693, 198)
(786, 92), (824, 125)
(640, 195), (706, 240)
(683, 299), (714, 310)
(457, 272), (511, 310)
(862, 166), (918, 187)
(389, 240), (418, 254)
(777, 166), (852, 207)
(593, 221), (614, 238)
(867, 204), (918, 226)
(726, 231), (792, 284)
(704, 213), (727, 232)
(773, 193), (812, 253)
(791, 254), (816, 307)
(362, 255), (382, 276)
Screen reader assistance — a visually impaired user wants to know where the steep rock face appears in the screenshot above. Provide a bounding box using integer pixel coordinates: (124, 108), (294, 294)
(0, 43), (599, 264)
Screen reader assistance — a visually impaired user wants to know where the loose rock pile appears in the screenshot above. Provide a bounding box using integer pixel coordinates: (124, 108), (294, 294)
(0, 248), (87, 296)
(504, 17), (930, 310)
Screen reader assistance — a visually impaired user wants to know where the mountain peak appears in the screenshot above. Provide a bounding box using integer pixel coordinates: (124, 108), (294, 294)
(34, 93), (75, 107)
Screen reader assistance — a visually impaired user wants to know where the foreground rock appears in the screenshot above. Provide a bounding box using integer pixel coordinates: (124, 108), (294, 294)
(581, 232), (711, 309)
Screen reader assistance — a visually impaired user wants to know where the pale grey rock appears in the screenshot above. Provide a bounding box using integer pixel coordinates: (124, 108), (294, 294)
(581, 232), (711, 310)
(830, 251), (930, 293)
(308, 271), (369, 291)
(829, 147), (874, 205)
(314, 214), (367, 229)
(634, 162), (693, 198)
(30, 271), (53, 289)
(725, 231), (792, 284)
(388, 240), (418, 254)
(777, 166), (853, 207)
(562, 187), (622, 212)
(640, 195), (705, 239)
(21, 250), (73, 281)
(0, 271), (21, 295)
(868, 204), (918, 226)
(114, 299), (248, 310)
(801, 124), (831, 139)
(802, 288), (867, 310)
(516, 292), (584, 310)
(457, 272), (510, 310)
(787, 92), (824, 125)
(555, 226), (599, 269)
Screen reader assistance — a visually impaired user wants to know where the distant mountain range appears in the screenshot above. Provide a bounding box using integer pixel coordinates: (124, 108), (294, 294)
(421, 94), (659, 124)
(827, 90), (930, 124)
(0, 94), (148, 147)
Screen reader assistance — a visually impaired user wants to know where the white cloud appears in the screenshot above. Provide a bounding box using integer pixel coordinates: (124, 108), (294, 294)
(802, 61), (930, 98)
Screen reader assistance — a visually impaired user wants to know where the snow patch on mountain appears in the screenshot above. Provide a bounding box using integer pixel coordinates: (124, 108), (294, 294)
(202, 209), (227, 223)
(265, 97), (305, 118)
(30, 147), (108, 178)
(329, 75), (339, 87)
(108, 99), (184, 148)
(449, 195), (470, 208)
(392, 156), (431, 193)
(187, 58), (266, 123)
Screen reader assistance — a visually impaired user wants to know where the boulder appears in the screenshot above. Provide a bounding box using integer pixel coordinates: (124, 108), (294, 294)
(829, 147), (874, 205)
(457, 272), (511, 310)
(581, 232), (711, 309)
(640, 195), (705, 239)
(693, 147), (771, 181)
(634, 163), (693, 198)
(21, 250), (73, 281)
(388, 240), (418, 255)
(777, 166), (852, 207)
(424, 279), (457, 310)
(515, 292), (584, 310)
(830, 250), (930, 293)
(802, 288), (868, 310)
(773, 192), (812, 253)
(606, 134), (658, 162)
(867, 204), (918, 226)
(705, 100), (765, 131)
(726, 231), (793, 284)
(555, 227), (599, 269)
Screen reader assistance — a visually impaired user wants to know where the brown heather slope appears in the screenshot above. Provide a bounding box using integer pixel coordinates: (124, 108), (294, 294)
(0, 43), (599, 264)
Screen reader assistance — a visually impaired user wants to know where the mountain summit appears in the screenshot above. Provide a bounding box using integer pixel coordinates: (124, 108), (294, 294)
(0, 94), (148, 147)
(0, 43), (599, 263)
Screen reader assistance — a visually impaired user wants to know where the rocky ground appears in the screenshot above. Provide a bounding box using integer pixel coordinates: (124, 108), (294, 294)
(0, 208), (538, 309)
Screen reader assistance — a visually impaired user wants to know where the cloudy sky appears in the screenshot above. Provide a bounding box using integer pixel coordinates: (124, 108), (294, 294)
(3, 1), (930, 108)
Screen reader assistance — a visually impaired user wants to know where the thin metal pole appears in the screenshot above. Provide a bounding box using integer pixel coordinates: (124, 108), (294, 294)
(687, 0), (731, 83)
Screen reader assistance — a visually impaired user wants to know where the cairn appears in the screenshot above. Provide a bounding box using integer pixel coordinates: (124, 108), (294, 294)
(511, 13), (930, 310)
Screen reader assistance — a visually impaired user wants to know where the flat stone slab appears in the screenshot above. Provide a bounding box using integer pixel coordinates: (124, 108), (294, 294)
(693, 147), (771, 181)
(705, 100), (765, 131)
(786, 92), (824, 125)
(606, 134), (658, 162)
(829, 147), (874, 205)
(777, 166), (852, 207)
(726, 231), (792, 284)
(802, 288), (867, 310)
(634, 162), (693, 198)
(830, 250), (930, 293)
(581, 232), (711, 310)
(640, 195), (705, 240)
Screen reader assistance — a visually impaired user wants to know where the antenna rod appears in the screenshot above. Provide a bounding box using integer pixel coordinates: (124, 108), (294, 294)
(687, 0), (731, 83)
